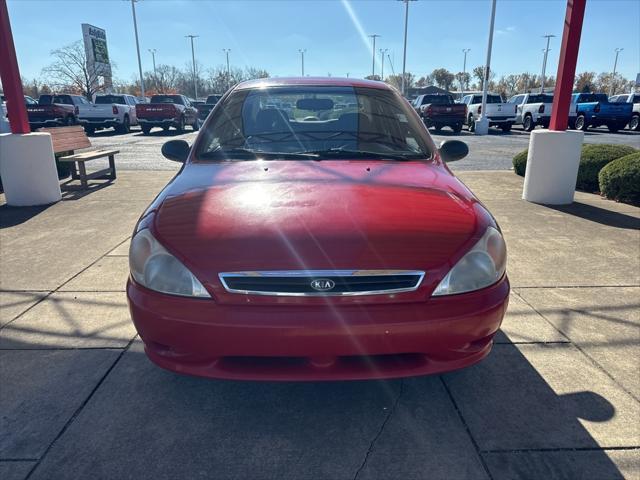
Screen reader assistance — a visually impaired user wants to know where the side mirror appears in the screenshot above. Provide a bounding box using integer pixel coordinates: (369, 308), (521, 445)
(161, 140), (190, 163)
(439, 140), (468, 162)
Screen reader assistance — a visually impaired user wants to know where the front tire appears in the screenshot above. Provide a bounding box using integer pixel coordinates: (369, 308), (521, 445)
(523, 115), (534, 132)
(607, 123), (619, 133)
(84, 125), (95, 135)
(500, 122), (512, 133)
(574, 114), (587, 131)
(452, 123), (463, 134)
(192, 118), (200, 131)
(141, 125), (151, 135)
(629, 114), (639, 131)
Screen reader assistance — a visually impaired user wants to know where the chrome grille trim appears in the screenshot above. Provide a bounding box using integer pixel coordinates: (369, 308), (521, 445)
(218, 270), (425, 296)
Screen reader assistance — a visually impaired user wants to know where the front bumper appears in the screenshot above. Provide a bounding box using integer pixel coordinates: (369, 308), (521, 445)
(127, 275), (510, 381)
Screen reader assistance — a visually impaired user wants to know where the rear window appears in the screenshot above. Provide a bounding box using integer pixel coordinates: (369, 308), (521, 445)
(96, 95), (126, 105)
(39, 95), (73, 105)
(527, 94), (553, 103)
(421, 95), (452, 105)
(578, 94), (608, 103)
(473, 95), (502, 104)
(151, 95), (183, 105)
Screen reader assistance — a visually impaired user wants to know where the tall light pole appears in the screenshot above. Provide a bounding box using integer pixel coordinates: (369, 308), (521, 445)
(379, 48), (388, 80)
(398, 0), (416, 96)
(369, 34), (380, 77)
(223, 48), (231, 90)
(610, 48), (623, 96)
(148, 48), (157, 91)
(130, 0), (145, 97)
(185, 34), (199, 99)
(540, 34), (555, 93)
(475, 0), (497, 135)
(461, 48), (470, 99)
(299, 49), (306, 76)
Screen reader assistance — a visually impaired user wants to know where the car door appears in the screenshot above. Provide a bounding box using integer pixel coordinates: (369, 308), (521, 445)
(182, 96), (196, 124)
(510, 95), (524, 123)
(127, 96), (138, 124)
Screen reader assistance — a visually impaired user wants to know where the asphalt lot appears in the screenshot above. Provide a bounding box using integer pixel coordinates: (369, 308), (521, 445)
(1, 171), (638, 479)
(86, 124), (639, 172)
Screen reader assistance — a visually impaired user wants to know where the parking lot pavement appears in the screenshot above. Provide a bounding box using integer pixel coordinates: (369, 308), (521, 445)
(1, 171), (638, 479)
(84, 125), (639, 173)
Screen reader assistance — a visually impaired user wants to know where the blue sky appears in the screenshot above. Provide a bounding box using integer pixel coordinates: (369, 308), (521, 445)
(7, 0), (640, 83)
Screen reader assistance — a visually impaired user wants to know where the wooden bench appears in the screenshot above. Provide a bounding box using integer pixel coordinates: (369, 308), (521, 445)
(38, 126), (119, 189)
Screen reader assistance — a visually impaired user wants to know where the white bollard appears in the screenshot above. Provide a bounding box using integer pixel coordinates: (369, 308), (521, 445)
(0, 114), (10, 134)
(0, 132), (62, 206)
(474, 117), (489, 135)
(522, 129), (584, 205)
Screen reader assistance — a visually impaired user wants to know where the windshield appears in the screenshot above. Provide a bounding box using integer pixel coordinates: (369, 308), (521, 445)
(195, 86), (431, 161)
(151, 95), (183, 104)
(96, 95), (126, 104)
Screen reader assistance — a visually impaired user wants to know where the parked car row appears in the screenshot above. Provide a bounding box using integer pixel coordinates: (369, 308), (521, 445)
(5, 91), (223, 136)
(412, 90), (639, 134)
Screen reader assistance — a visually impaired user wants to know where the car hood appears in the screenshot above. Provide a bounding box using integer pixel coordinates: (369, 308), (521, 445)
(151, 161), (487, 303)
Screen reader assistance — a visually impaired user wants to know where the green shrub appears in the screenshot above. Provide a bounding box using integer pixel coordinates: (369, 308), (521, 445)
(512, 144), (637, 192)
(512, 149), (528, 176)
(577, 144), (637, 192)
(598, 152), (640, 206)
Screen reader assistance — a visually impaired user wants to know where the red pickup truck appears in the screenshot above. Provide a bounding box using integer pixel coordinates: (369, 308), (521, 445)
(136, 94), (199, 134)
(412, 94), (466, 133)
(26, 94), (82, 129)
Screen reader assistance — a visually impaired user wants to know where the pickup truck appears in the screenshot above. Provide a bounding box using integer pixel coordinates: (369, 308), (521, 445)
(135, 94), (199, 134)
(609, 93), (640, 131)
(26, 94), (91, 129)
(196, 94), (223, 121)
(81, 94), (139, 135)
(461, 93), (517, 132)
(507, 93), (555, 131)
(412, 94), (466, 133)
(570, 93), (632, 132)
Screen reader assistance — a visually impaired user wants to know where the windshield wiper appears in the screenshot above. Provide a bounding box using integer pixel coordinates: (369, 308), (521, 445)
(297, 148), (425, 161)
(200, 147), (319, 160)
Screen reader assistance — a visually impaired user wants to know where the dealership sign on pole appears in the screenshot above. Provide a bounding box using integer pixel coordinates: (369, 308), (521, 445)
(81, 23), (112, 90)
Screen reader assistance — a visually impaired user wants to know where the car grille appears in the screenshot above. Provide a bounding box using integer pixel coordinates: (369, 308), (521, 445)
(218, 270), (425, 296)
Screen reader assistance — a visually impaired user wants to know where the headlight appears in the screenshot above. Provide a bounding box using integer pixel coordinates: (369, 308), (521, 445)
(129, 229), (210, 298)
(432, 226), (506, 296)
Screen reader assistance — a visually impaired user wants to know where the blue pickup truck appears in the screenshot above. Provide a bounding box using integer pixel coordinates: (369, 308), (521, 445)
(570, 93), (632, 132)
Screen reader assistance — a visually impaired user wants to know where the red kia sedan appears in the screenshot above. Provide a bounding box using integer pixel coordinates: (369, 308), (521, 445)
(127, 77), (509, 381)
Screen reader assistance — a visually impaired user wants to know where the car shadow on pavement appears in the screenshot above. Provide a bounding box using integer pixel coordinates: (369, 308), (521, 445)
(1, 328), (630, 479)
(544, 201), (640, 230)
(0, 203), (53, 229)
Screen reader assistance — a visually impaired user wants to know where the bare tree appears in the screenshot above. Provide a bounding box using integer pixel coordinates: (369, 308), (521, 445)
(472, 66), (495, 91)
(42, 41), (110, 100)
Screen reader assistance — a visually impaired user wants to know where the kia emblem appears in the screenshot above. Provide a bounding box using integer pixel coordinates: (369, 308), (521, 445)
(310, 278), (335, 291)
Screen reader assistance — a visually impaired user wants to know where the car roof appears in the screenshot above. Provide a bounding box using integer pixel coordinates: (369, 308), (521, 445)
(235, 77), (393, 91)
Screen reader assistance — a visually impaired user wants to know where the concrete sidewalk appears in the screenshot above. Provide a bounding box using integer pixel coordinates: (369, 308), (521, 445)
(1, 171), (638, 480)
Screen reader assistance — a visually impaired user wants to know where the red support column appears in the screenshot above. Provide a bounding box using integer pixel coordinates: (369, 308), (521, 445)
(549, 0), (586, 131)
(0, 0), (30, 134)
